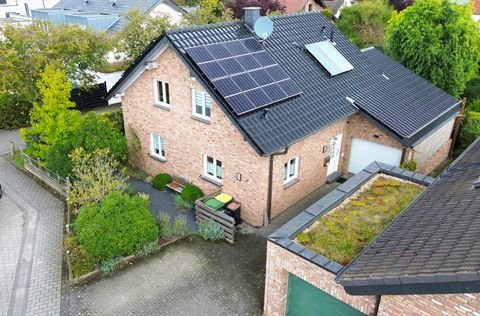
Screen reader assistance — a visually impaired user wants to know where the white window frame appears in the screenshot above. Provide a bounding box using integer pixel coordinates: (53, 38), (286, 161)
(153, 79), (170, 107)
(204, 155), (222, 182)
(283, 157), (299, 184)
(150, 133), (166, 160)
(192, 89), (211, 121)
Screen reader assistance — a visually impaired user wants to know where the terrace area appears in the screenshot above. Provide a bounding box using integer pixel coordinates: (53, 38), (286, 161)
(295, 174), (424, 265)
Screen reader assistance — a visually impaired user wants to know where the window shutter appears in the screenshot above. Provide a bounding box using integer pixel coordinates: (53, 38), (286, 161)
(195, 90), (203, 115)
(205, 93), (211, 117)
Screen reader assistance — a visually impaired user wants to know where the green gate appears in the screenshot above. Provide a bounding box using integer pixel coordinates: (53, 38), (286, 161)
(286, 274), (365, 316)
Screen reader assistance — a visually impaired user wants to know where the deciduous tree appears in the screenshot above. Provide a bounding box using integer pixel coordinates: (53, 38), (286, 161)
(0, 21), (110, 128)
(226, 0), (285, 19)
(385, 0), (480, 97)
(115, 9), (172, 63)
(336, 0), (393, 48)
(186, 0), (233, 25)
(69, 148), (127, 209)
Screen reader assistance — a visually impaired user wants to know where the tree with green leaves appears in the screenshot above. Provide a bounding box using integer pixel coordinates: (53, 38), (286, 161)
(115, 9), (172, 64)
(69, 148), (128, 210)
(185, 0), (233, 25)
(0, 21), (110, 128)
(21, 65), (82, 162)
(385, 0), (480, 97)
(336, 0), (393, 48)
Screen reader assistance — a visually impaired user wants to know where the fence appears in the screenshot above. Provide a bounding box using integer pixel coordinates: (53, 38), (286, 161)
(195, 192), (236, 243)
(21, 152), (70, 198)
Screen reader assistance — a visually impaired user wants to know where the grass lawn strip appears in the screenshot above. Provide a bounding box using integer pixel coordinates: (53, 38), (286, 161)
(296, 174), (424, 265)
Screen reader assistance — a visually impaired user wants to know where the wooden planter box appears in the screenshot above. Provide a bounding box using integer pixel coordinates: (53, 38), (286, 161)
(195, 191), (235, 243)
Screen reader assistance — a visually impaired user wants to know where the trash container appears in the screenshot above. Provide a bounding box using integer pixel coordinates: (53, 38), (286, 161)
(225, 201), (241, 225)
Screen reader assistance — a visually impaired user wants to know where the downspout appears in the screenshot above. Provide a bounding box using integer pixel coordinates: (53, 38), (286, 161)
(373, 295), (381, 316)
(400, 147), (408, 163)
(265, 147), (288, 226)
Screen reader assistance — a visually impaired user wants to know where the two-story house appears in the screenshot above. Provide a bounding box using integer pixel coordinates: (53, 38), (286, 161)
(107, 9), (460, 227)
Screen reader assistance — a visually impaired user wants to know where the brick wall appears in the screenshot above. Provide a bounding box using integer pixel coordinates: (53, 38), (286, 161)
(269, 120), (347, 218)
(264, 241), (377, 316)
(122, 47), (270, 227)
(411, 118), (455, 165)
(415, 139), (451, 175)
(341, 113), (403, 172)
(378, 293), (480, 316)
(265, 241), (480, 316)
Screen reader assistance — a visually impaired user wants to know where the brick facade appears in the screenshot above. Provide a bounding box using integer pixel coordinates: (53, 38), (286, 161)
(122, 47), (270, 227)
(341, 113), (403, 172)
(269, 119), (347, 218)
(378, 293), (480, 316)
(264, 241), (480, 316)
(415, 139), (452, 175)
(264, 241), (377, 316)
(121, 46), (456, 226)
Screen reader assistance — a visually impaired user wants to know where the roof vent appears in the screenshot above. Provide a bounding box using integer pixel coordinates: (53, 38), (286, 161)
(474, 177), (480, 189)
(262, 108), (269, 119)
(244, 7), (261, 29)
(329, 26), (336, 45)
(109, 0), (116, 6)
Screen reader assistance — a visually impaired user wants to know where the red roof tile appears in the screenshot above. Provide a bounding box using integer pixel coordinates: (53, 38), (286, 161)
(475, 0), (480, 15)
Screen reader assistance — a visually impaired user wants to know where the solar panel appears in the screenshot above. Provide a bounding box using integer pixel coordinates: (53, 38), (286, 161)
(185, 38), (302, 115)
(305, 41), (354, 76)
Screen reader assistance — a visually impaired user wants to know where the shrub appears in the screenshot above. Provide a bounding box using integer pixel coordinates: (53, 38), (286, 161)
(173, 215), (188, 237)
(74, 191), (158, 263)
(198, 219), (224, 241)
(400, 160), (418, 172)
(135, 240), (158, 257)
(152, 173), (172, 191)
(157, 212), (174, 239)
(181, 184), (204, 205)
(131, 170), (148, 181)
(174, 194), (193, 209)
(321, 8), (333, 20)
(467, 99), (480, 113)
(64, 235), (95, 278)
(100, 257), (122, 274)
(464, 77), (480, 101)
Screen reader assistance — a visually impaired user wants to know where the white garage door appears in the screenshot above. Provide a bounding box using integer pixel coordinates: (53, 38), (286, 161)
(347, 138), (402, 174)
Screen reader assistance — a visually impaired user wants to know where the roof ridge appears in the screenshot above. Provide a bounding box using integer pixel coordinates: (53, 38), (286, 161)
(166, 20), (242, 34)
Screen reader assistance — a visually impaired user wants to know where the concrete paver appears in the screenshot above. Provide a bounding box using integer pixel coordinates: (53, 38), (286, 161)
(62, 234), (266, 316)
(0, 156), (64, 316)
(0, 196), (24, 316)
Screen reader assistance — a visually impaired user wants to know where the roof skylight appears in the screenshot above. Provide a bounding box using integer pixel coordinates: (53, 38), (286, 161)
(306, 41), (354, 76)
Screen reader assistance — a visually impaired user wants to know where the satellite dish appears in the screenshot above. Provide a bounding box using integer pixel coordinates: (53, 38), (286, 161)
(254, 16), (274, 40)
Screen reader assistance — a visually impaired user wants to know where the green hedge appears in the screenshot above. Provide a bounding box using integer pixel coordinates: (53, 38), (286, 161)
(152, 173), (172, 191)
(181, 184), (204, 204)
(74, 191), (158, 263)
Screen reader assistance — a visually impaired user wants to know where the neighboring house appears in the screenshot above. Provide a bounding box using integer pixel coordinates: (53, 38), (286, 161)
(264, 138), (480, 315)
(107, 9), (460, 227)
(30, 0), (185, 33)
(0, 0), (57, 19)
(474, 0), (480, 21)
(281, 0), (348, 18)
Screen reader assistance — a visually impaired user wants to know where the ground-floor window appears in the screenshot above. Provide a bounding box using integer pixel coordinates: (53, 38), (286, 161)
(284, 157), (299, 184)
(151, 133), (166, 159)
(204, 155), (222, 182)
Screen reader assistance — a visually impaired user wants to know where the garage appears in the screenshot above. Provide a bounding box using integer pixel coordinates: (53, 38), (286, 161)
(347, 138), (402, 174)
(286, 274), (365, 316)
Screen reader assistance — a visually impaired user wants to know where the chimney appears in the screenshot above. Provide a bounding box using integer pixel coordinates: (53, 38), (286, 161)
(244, 7), (261, 29)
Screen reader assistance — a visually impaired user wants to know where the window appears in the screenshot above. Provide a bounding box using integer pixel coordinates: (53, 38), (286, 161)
(192, 89), (211, 120)
(154, 80), (170, 107)
(305, 41), (354, 76)
(308, 4), (313, 11)
(204, 156), (222, 182)
(150, 133), (166, 159)
(283, 157), (299, 184)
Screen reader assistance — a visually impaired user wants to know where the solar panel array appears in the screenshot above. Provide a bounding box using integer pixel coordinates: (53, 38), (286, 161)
(305, 41), (354, 76)
(185, 38), (302, 115)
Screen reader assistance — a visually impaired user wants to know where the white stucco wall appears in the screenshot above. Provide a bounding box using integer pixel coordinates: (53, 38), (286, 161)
(94, 71), (123, 105)
(0, 0), (57, 18)
(149, 2), (183, 26)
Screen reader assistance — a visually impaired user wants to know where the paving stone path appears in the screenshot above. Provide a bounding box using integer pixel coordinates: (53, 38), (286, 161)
(0, 156), (64, 316)
(62, 233), (266, 316)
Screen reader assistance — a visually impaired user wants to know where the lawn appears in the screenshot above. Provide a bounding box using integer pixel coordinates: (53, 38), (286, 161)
(296, 175), (424, 265)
